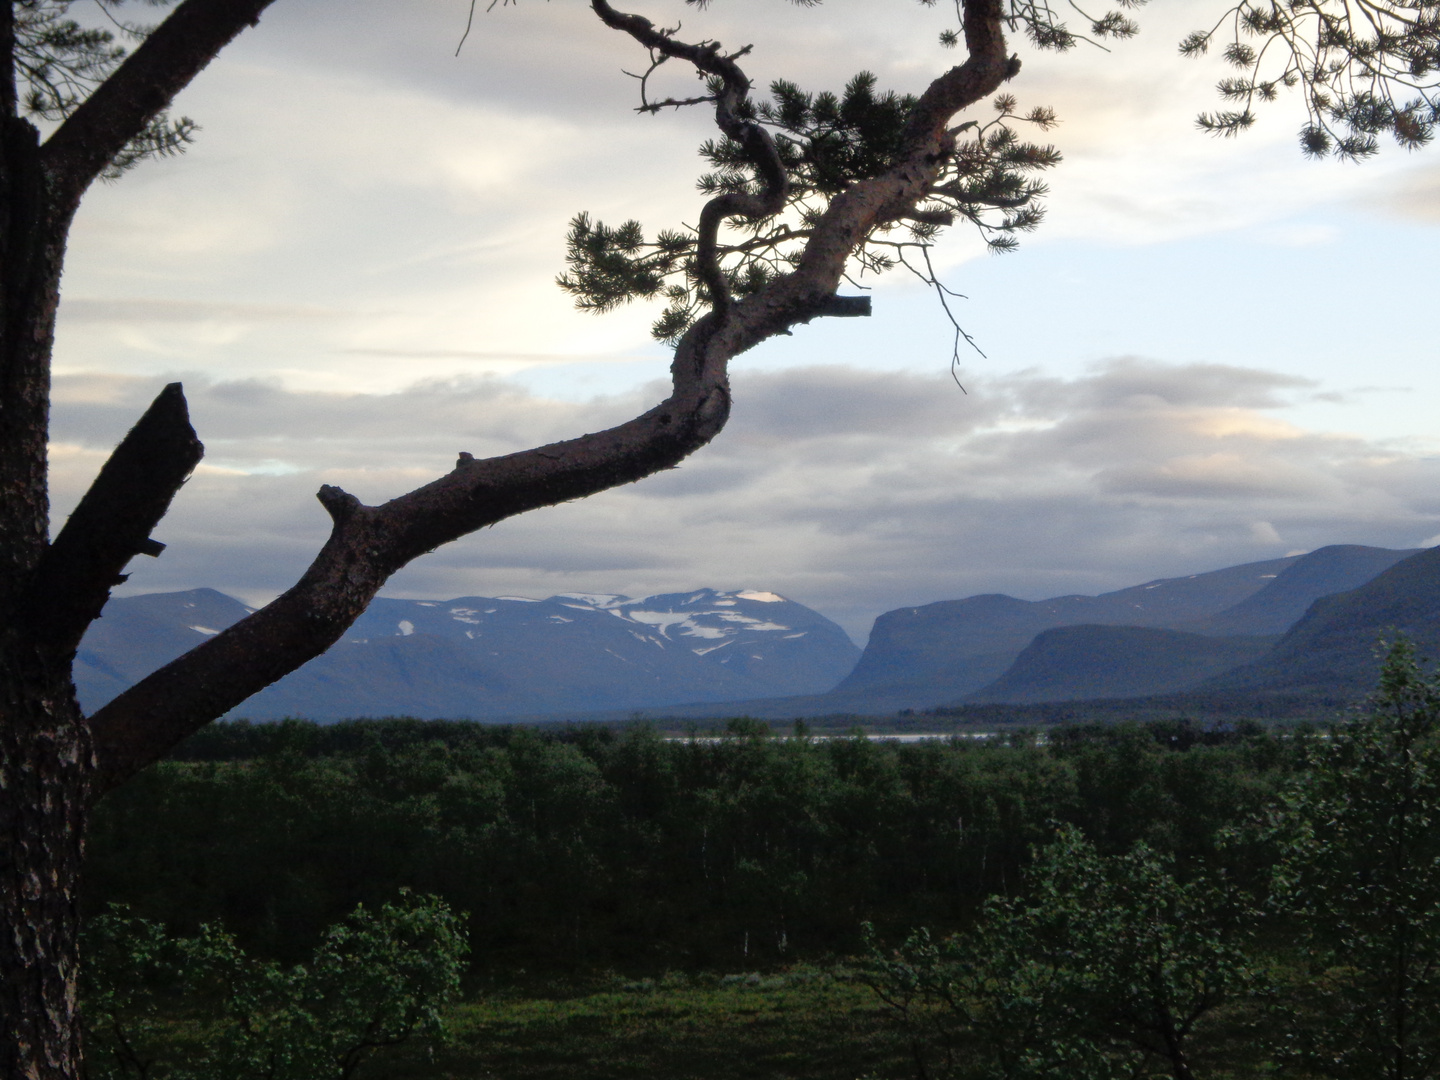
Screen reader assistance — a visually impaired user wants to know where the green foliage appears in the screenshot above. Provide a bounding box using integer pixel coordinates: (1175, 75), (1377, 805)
(81, 906), (191, 1079)
(861, 644), (1440, 1080)
(1263, 639), (1440, 1079)
(863, 826), (1252, 1079)
(81, 891), (468, 1080)
(15, 0), (196, 176)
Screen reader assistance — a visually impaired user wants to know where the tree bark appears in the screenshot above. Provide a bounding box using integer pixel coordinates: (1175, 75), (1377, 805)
(0, 116), (68, 609)
(0, 652), (92, 1080)
(0, 117), (91, 1080)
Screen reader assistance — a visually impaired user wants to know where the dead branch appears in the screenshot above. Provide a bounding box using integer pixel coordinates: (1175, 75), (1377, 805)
(29, 383), (202, 660)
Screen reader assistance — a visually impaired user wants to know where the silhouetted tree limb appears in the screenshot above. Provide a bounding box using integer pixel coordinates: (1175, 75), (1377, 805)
(1183, 0), (1440, 157)
(2, 1), (1027, 1072)
(87, 0), (1017, 794)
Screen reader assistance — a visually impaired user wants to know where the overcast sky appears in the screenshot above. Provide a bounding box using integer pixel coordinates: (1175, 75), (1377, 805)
(51, 0), (1440, 642)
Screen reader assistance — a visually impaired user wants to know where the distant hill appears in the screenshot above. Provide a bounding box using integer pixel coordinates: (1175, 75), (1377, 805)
(75, 588), (860, 720)
(808, 545), (1417, 713)
(827, 555), (1300, 709)
(1206, 545), (1440, 697)
(966, 626), (1277, 704)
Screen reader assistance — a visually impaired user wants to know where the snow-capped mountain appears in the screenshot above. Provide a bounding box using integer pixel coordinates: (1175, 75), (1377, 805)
(74, 587), (861, 719)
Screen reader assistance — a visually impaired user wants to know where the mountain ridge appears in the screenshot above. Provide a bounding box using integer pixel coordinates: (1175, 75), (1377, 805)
(75, 587), (860, 720)
(950, 544), (1422, 708)
(72, 542), (1431, 721)
(829, 545), (1416, 711)
(1205, 544), (1440, 696)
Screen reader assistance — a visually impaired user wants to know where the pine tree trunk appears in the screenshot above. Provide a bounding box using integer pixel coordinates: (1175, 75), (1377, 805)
(1, 104), (89, 1080)
(0, 658), (91, 1080)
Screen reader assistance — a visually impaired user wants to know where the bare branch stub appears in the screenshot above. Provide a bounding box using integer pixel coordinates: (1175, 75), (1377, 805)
(87, 0), (1022, 793)
(29, 382), (202, 660)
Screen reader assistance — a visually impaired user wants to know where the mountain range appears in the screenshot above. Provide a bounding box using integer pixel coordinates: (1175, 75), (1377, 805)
(622, 543), (1431, 718)
(75, 589), (860, 719)
(72, 542), (1440, 720)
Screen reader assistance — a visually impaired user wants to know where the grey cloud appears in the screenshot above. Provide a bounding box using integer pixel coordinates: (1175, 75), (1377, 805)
(1095, 456), (1336, 500)
(60, 361), (1440, 642)
(729, 365), (1004, 441)
(1092, 364), (1316, 409)
(632, 460), (767, 500)
(340, 349), (654, 363)
(51, 373), (647, 467)
(982, 357), (1317, 416)
(58, 299), (343, 324)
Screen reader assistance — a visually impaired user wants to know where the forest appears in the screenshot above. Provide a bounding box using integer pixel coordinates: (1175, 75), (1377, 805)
(87, 711), (1289, 971)
(76, 642), (1440, 1079)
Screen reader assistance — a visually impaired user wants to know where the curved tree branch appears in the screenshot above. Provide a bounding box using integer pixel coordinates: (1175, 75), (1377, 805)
(590, 0), (788, 311)
(87, 0), (1016, 795)
(87, 337), (733, 792)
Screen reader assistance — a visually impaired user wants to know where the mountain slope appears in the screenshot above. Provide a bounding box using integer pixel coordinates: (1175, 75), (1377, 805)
(967, 625), (1277, 704)
(1184, 545), (1418, 637)
(74, 589), (254, 712)
(954, 545), (1422, 706)
(1206, 545), (1440, 697)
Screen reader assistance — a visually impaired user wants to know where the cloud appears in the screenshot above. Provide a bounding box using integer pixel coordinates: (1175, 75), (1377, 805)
(60, 299), (344, 324)
(36, 0), (1440, 647)
(54, 0), (1438, 398)
(1375, 165), (1440, 223)
(55, 359), (1440, 641)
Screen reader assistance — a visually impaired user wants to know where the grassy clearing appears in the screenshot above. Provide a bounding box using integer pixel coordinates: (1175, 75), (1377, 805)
(364, 969), (1278, 1080)
(368, 968), (910, 1080)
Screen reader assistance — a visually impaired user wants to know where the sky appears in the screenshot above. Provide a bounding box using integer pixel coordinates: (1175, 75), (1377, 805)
(48, 0), (1440, 643)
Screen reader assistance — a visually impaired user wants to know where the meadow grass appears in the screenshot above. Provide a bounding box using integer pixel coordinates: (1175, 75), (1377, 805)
(372, 968), (910, 1080)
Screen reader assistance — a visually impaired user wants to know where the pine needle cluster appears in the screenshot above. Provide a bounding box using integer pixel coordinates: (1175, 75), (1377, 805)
(558, 75), (1060, 344)
(15, 0), (195, 177)
(1182, 0), (1440, 158)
